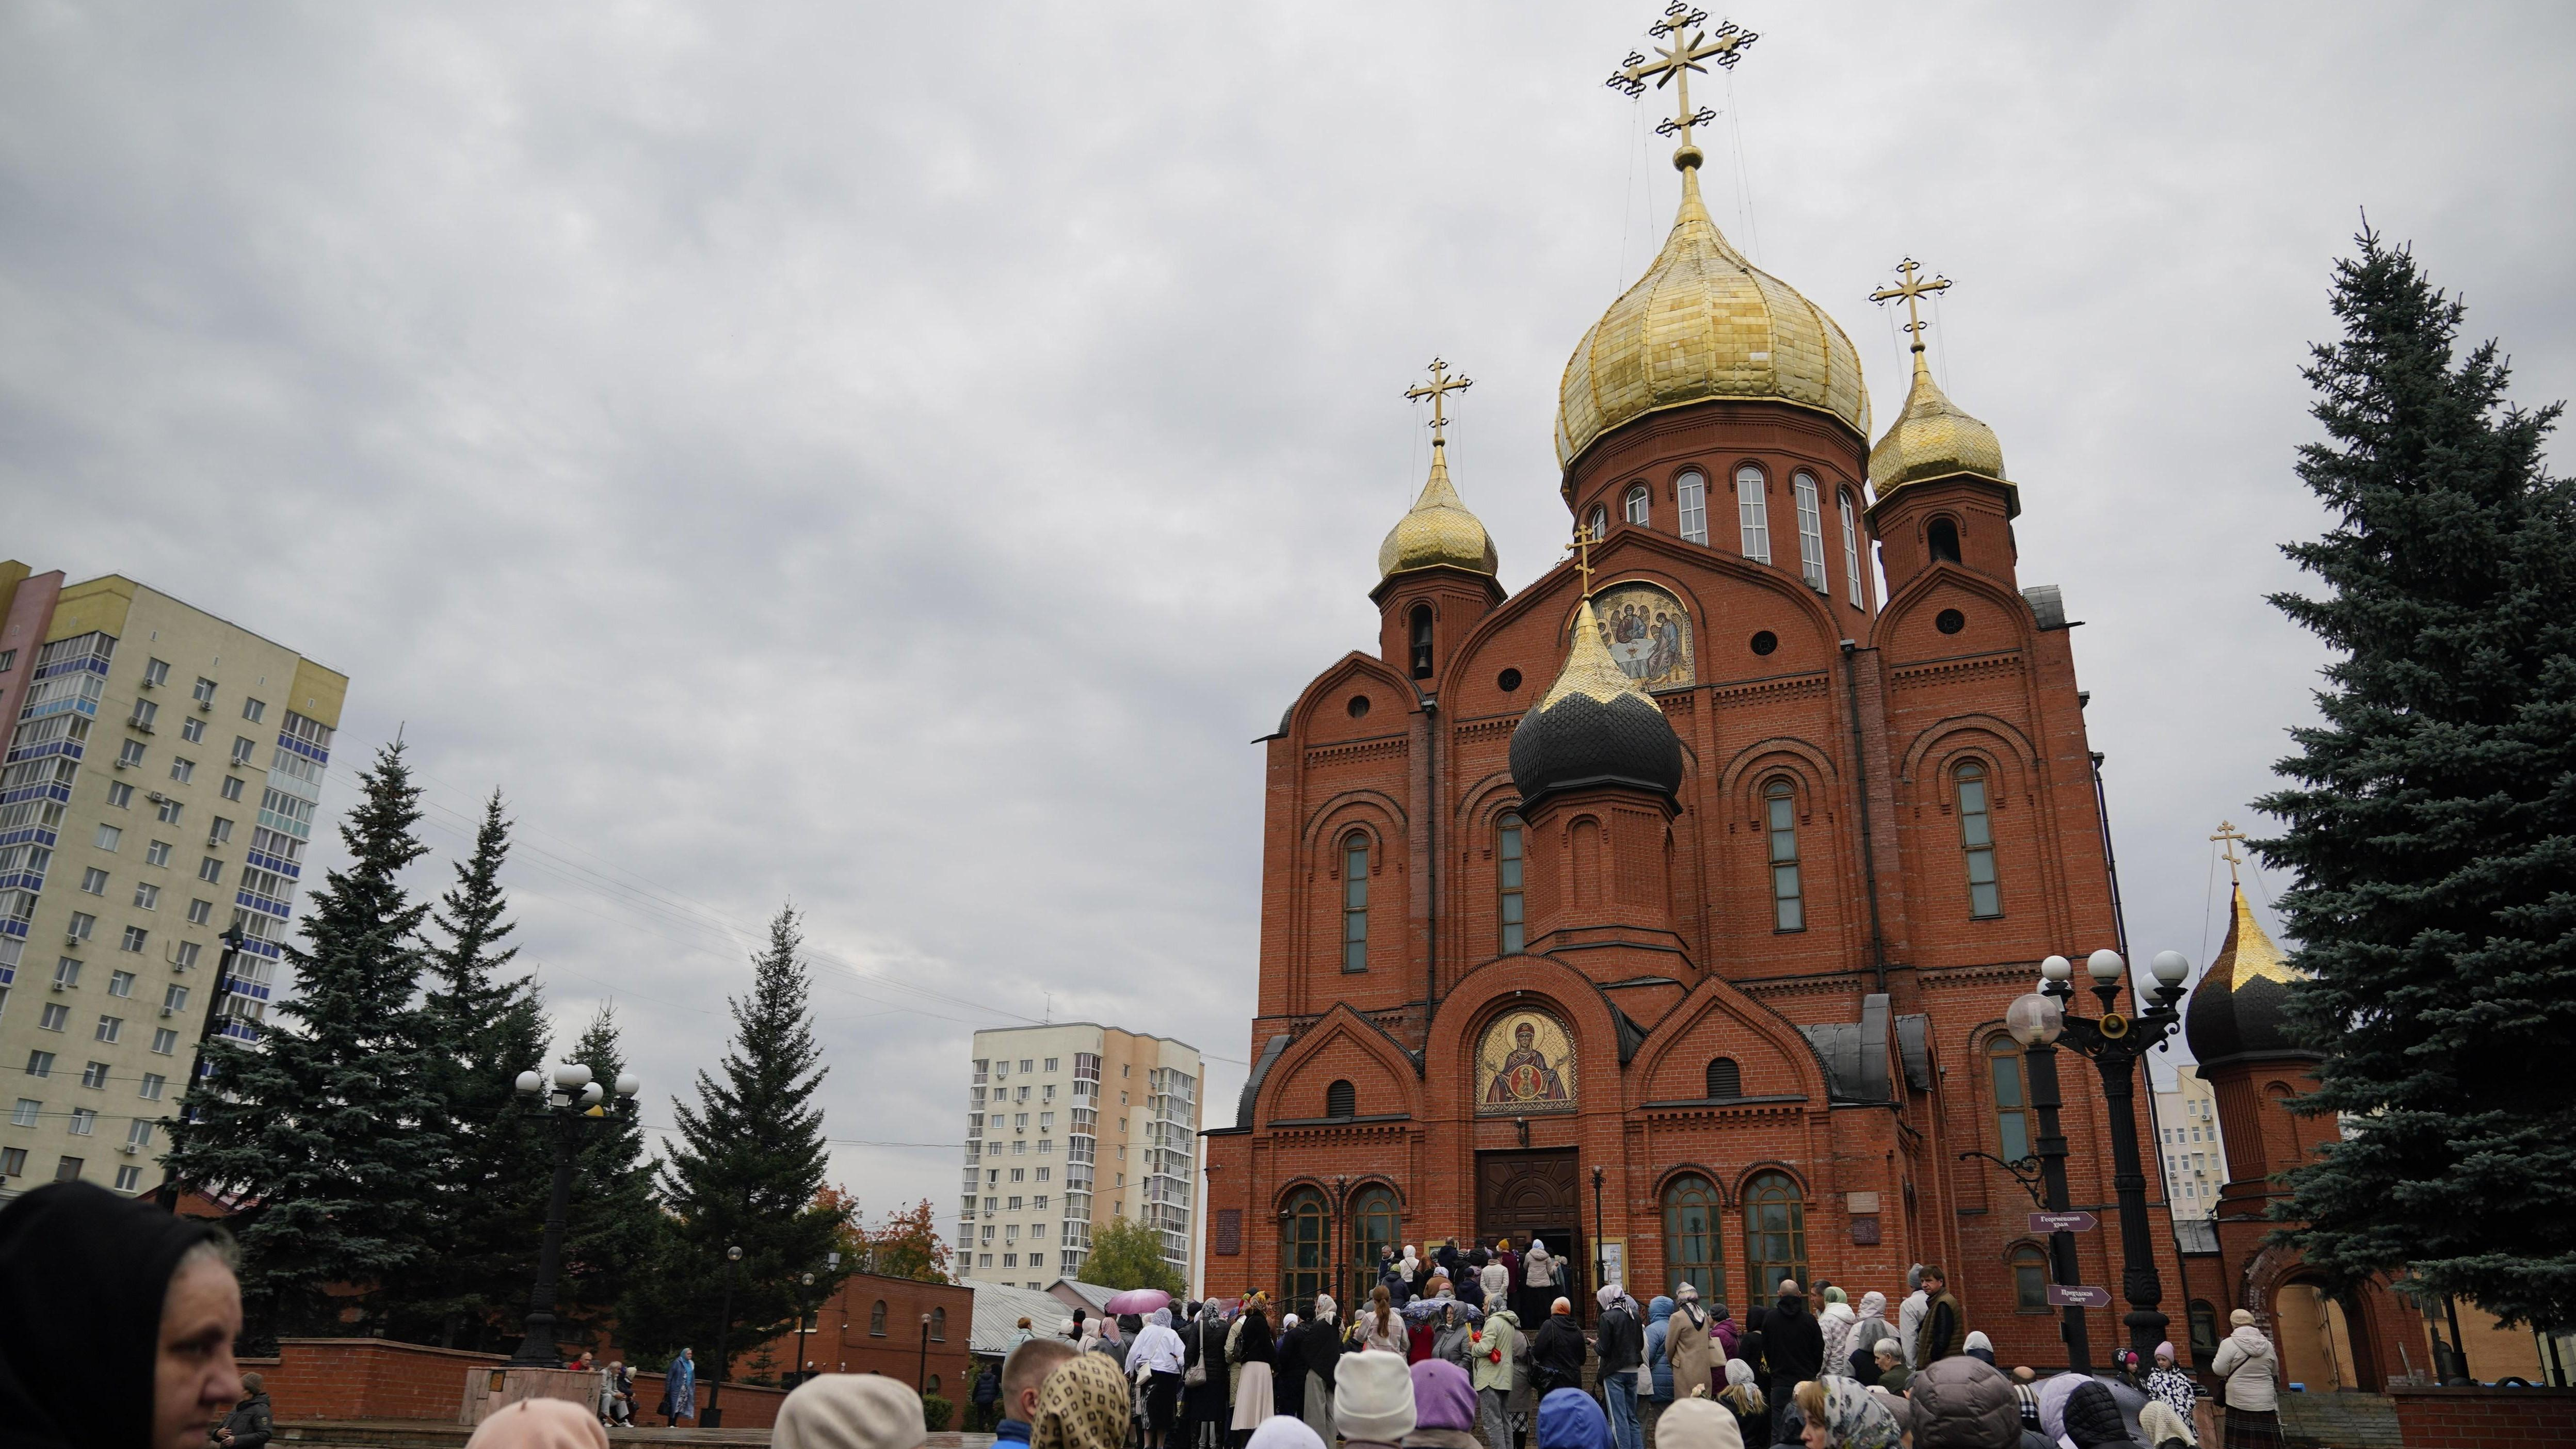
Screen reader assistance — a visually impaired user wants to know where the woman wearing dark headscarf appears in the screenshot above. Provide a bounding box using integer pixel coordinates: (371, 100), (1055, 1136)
(0, 1180), (240, 1449)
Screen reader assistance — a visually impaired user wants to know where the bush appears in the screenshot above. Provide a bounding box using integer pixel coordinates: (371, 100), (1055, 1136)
(922, 1392), (954, 1431)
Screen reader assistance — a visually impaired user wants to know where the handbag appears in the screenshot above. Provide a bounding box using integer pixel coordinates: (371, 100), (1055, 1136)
(1185, 1323), (1209, 1386)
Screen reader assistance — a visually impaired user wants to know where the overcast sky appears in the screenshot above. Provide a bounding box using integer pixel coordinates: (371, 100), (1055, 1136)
(5, 3), (2570, 1248)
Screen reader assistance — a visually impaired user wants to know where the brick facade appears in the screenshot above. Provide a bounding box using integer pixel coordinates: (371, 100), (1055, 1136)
(1208, 391), (2188, 1370)
(2386, 1386), (2576, 1448)
(755, 1271), (975, 1397)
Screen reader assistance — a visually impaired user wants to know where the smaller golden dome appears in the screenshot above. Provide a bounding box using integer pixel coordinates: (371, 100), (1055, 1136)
(1867, 351), (2010, 506)
(1378, 441), (1499, 580)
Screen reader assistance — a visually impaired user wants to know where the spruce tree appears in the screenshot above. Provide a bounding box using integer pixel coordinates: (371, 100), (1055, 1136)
(558, 1003), (664, 1342)
(2256, 226), (2576, 1330)
(163, 741), (444, 1337)
(389, 790), (553, 1348)
(618, 906), (851, 1361)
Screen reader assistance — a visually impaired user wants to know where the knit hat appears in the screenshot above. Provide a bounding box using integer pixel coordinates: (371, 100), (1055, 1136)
(1822, 1286), (1847, 1306)
(1337, 1346), (1418, 1444)
(774, 1375), (928, 1449)
(2231, 1309), (2255, 1327)
(1647, 1399), (1741, 1449)
(1249, 1418), (1328, 1449)
(1408, 1359), (1477, 1432)
(2155, 1341), (2177, 1364)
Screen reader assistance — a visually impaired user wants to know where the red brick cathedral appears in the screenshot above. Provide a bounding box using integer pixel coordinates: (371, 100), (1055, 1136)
(1201, 90), (2184, 1369)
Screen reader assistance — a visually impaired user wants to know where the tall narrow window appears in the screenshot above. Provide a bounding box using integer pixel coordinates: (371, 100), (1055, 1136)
(1662, 1173), (1722, 1302)
(1957, 762), (2001, 916)
(870, 1300), (888, 1334)
(1765, 781), (1802, 931)
(1928, 518), (1962, 563)
(1624, 484), (1651, 527)
(1989, 1037), (2031, 1161)
(1735, 468), (1771, 563)
(1409, 605), (1435, 680)
(1342, 834), (1370, 973)
(1588, 505), (1609, 542)
(2011, 1244), (2051, 1311)
(1793, 473), (1826, 590)
(1743, 1171), (1806, 1296)
(1349, 1185), (1399, 1308)
(1498, 814), (1525, 954)
(1281, 1187), (1327, 1315)
(1839, 490), (1863, 606)
(1677, 471), (1708, 544)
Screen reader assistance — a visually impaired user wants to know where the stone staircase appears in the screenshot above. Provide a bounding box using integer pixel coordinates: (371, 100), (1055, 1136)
(2273, 1392), (2403, 1448)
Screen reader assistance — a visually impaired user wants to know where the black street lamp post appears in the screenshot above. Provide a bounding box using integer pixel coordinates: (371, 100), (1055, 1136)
(1330, 1174), (1347, 1312)
(705, 1244), (743, 1427)
(506, 1061), (641, 1367)
(2019, 947), (2193, 1366)
(917, 1311), (932, 1392)
(1590, 1164), (1606, 1323)
(156, 925), (246, 1210)
(1998, 995), (2093, 1373)
(795, 1271), (816, 1389)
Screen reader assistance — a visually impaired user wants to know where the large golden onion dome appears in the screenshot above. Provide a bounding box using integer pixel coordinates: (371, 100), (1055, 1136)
(1556, 167), (1871, 468)
(1867, 347), (2013, 512)
(1377, 439), (1499, 580)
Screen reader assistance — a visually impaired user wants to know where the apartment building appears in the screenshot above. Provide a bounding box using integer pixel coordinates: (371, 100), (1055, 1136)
(0, 564), (346, 1199)
(959, 1024), (1200, 1291)
(2154, 1062), (2229, 1220)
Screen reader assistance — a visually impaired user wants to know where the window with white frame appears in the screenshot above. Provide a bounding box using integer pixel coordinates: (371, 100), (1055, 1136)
(1677, 470), (1708, 544)
(144, 840), (171, 867)
(1624, 484), (1651, 527)
(1736, 466), (1772, 563)
(1793, 473), (1827, 590)
(1840, 491), (1863, 606)
(93, 826), (121, 853)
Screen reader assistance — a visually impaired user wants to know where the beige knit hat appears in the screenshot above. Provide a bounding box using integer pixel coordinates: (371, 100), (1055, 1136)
(1335, 1349), (1417, 1444)
(775, 1373), (929, 1449)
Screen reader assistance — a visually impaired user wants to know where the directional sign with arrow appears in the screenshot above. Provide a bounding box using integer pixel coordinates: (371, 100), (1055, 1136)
(2047, 1284), (2112, 1309)
(2029, 1210), (2100, 1234)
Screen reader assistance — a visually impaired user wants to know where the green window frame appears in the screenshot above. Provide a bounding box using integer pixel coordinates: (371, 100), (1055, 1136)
(1744, 1171), (1806, 1297)
(1662, 1173), (1723, 1303)
(1958, 762), (2001, 916)
(1342, 833), (1370, 973)
(1349, 1185), (1399, 1306)
(1499, 814), (1525, 954)
(1282, 1187), (1327, 1316)
(1766, 781), (1804, 931)
(1990, 1037), (2032, 1162)
(2011, 1244), (2051, 1312)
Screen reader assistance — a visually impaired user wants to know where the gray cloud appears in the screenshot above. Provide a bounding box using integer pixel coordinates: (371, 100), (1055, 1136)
(4, 2), (2569, 1238)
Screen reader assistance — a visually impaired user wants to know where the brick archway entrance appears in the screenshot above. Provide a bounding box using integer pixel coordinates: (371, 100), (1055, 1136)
(1478, 1147), (1585, 1323)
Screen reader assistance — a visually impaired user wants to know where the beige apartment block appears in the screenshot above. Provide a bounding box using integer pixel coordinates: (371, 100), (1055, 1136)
(0, 563), (346, 1199)
(960, 1023), (1201, 1293)
(2153, 1062), (2229, 1221)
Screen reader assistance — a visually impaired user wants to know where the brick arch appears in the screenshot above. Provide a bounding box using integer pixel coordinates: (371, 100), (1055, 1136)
(1300, 791), (1407, 855)
(1284, 651), (1419, 742)
(1654, 1162), (1736, 1207)
(1631, 974), (1832, 1107)
(1733, 1161), (1812, 1199)
(1257, 1004), (1423, 1126)
(1338, 1172), (1409, 1210)
(1897, 714), (2040, 785)
(1275, 1177), (1336, 1212)
(1423, 958), (1631, 1112)
(1455, 769), (1524, 829)
(1719, 737), (1840, 809)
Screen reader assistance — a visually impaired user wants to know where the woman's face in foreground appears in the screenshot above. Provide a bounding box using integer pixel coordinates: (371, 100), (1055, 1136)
(156, 1256), (245, 1449)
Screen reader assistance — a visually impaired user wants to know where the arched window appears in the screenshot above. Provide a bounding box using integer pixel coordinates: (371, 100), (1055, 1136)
(1764, 780), (1803, 931)
(931, 1307), (946, 1340)
(1342, 833), (1370, 973)
(1839, 490), (1863, 607)
(1624, 484), (1651, 527)
(1281, 1187), (1327, 1316)
(1735, 467), (1772, 564)
(1349, 1184), (1399, 1305)
(2187, 1301), (2221, 1365)
(1743, 1171), (1806, 1296)
(1989, 1036), (2031, 1162)
(2010, 1244), (2050, 1312)
(1662, 1173), (1723, 1302)
(1677, 471), (1709, 544)
(927, 1374), (941, 1394)
(1928, 518), (1961, 564)
(1409, 605), (1436, 680)
(1325, 1079), (1356, 1119)
(1705, 1057), (1742, 1100)
(1498, 814), (1526, 954)
(1792, 473), (1826, 591)
(1956, 763), (2001, 917)
(1588, 504), (1610, 543)
(869, 1300), (889, 1335)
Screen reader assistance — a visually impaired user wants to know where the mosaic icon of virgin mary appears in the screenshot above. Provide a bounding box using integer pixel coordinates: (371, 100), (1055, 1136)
(1484, 1021), (1570, 1107)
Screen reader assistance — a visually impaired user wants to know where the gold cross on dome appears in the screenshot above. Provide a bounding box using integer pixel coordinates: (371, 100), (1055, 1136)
(1604, 5), (1758, 162)
(2210, 821), (2248, 885)
(1870, 257), (1953, 358)
(1567, 521), (1601, 598)
(1404, 358), (1474, 447)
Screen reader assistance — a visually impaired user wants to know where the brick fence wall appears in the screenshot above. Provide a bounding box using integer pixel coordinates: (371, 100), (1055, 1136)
(2386, 1386), (2576, 1449)
(241, 1338), (791, 1427)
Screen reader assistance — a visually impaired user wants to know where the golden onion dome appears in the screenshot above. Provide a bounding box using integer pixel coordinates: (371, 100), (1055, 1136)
(1377, 440), (1500, 580)
(1866, 348), (2012, 508)
(1556, 168), (1871, 468)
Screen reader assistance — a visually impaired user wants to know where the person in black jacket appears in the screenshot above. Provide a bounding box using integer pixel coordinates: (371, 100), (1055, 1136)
(1274, 1315), (1309, 1423)
(1759, 1283), (1823, 1446)
(1593, 1287), (1645, 1449)
(216, 1374), (273, 1449)
(1528, 1298), (1589, 1401)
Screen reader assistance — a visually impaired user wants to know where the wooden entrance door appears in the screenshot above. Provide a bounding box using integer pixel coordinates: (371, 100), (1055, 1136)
(1477, 1148), (1585, 1322)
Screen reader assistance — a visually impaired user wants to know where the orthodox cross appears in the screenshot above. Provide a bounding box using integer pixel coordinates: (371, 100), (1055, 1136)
(1568, 521), (1601, 598)
(1604, 5), (1758, 157)
(1870, 257), (1953, 358)
(1404, 358), (1473, 447)
(2210, 821), (2248, 885)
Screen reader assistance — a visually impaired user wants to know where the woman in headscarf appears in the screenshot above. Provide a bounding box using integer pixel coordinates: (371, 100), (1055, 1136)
(2209, 1310), (2280, 1449)
(772, 1374), (928, 1449)
(1479, 1249), (1511, 1310)
(1790, 1377), (1900, 1449)
(1432, 1301), (1477, 1377)
(1249, 1414), (1330, 1449)
(1185, 1300), (1231, 1449)
(1458, 1249), (1489, 1312)
(1844, 1293), (1893, 1382)
(1037, 1351), (1139, 1449)
(1816, 1295), (1860, 1381)
(2145, 1343), (2198, 1434)
(1652, 1397), (1745, 1449)
(1521, 1241), (1557, 1328)
(1716, 1360), (1767, 1449)
(1436, 1243), (1462, 1292)
(2140, 1398), (2194, 1449)
(1668, 1282), (1722, 1405)
(466, 1399), (614, 1449)
(1960, 1331), (1996, 1369)
(1131, 1307), (1189, 1449)
(0, 1180), (240, 1449)
(666, 1348), (696, 1425)
(1362, 1285), (1409, 1355)
(1275, 1315), (1309, 1425)
(1230, 1295), (1277, 1446)
(1403, 1359), (1482, 1449)
(1302, 1295), (1344, 1444)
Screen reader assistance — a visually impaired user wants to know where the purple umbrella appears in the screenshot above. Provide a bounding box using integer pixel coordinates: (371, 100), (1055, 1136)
(1105, 1288), (1173, 1315)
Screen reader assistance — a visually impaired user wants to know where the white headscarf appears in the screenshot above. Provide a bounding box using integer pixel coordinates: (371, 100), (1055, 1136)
(1315, 1293), (1338, 1324)
(1247, 1416), (1328, 1449)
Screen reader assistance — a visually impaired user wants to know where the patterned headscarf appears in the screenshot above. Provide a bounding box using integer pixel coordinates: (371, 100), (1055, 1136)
(1813, 1378), (1900, 1449)
(1032, 1351), (1132, 1449)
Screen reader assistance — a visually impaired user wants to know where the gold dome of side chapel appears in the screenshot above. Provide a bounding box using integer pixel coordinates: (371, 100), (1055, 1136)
(1866, 348), (2011, 505)
(1555, 166), (1873, 468)
(1377, 440), (1500, 581)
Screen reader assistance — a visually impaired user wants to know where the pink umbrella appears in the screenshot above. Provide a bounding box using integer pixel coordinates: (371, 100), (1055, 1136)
(1104, 1288), (1173, 1315)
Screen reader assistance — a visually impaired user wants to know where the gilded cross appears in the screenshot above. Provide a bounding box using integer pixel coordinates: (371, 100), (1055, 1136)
(2210, 821), (2248, 885)
(1604, 5), (1758, 159)
(1567, 521), (1601, 598)
(1870, 257), (1953, 358)
(1404, 358), (1474, 447)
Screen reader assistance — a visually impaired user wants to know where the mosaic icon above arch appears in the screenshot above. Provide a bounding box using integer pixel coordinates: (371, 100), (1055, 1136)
(1476, 1007), (1578, 1116)
(1591, 583), (1694, 691)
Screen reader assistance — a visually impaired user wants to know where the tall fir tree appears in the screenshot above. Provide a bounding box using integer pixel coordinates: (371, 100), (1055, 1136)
(2256, 227), (2576, 1329)
(164, 740), (445, 1337)
(618, 906), (851, 1361)
(557, 1003), (665, 1343)
(388, 790), (554, 1348)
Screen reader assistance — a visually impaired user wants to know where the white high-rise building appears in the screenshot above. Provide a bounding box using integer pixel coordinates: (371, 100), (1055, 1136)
(959, 1024), (1200, 1291)
(2153, 1063), (2229, 1220)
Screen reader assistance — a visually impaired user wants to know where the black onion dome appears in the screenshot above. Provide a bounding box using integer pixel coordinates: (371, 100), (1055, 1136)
(1508, 597), (1684, 814)
(2184, 887), (2311, 1065)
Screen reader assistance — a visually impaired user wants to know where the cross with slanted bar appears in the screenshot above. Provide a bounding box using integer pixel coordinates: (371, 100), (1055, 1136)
(1604, 5), (1758, 159)
(1871, 257), (1953, 357)
(1404, 358), (1473, 447)
(2210, 821), (2248, 885)
(1567, 521), (1601, 599)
